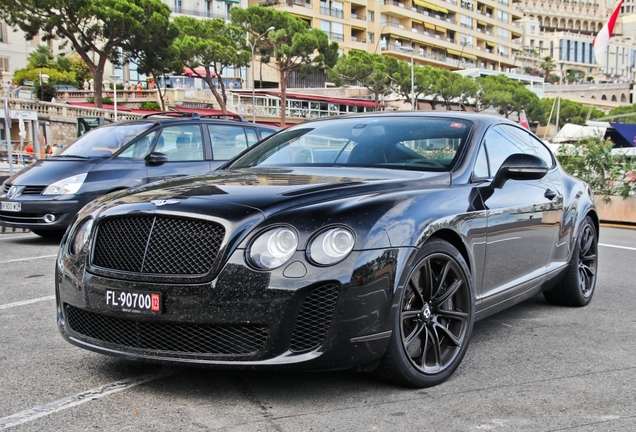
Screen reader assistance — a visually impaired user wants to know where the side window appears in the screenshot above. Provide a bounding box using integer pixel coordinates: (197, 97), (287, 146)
(473, 143), (490, 179)
(246, 128), (259, 146)
(158, 125), (204, 162)
(483, 127), (518, 174)
(208, 125), (249, 160)
(259, 128), (276, 139)
(499, 125), (555, 168)
(117, 130), (158, 160)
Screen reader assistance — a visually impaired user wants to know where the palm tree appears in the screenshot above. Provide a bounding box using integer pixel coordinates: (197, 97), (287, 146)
(539, 56), (556, 81)
(28, 45), (55, 69)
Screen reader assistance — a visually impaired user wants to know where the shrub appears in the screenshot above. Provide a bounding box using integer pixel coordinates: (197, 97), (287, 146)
(555, 135), (636, 202)
(139, 101), (161, 111)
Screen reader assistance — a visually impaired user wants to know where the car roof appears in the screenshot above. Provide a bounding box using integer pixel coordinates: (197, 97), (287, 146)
(111, 111), (280, 129)
(290, 111), (517, 129)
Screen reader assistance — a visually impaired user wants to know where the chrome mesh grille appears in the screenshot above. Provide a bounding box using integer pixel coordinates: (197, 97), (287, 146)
(289, 283), (339, 353)
(92, 216), (225, 275)
(66, 305), (268, 355)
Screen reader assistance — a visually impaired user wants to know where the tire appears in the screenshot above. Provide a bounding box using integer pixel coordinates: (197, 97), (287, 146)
(543, 216), (598, 307)
(377, 238), (475, 388)
(31, 229), (64, 241)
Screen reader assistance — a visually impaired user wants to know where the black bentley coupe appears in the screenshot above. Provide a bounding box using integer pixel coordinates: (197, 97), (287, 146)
(55, 112), (598, 387)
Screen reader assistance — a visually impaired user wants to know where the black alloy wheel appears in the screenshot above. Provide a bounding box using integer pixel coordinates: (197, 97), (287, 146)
(378, 238), (474, 388)
(544, 216), (598, 307)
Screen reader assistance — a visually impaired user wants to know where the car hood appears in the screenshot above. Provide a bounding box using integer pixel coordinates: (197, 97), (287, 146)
(3, 157), (100, 186)
(99, 167), (451, 216)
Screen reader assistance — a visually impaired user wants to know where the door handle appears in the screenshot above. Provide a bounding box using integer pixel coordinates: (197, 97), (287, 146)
(544, 189), (557, 200)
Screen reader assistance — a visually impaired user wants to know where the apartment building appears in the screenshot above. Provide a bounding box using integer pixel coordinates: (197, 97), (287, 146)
(518, 0), (634, 82)
(256, 0), (526, 74)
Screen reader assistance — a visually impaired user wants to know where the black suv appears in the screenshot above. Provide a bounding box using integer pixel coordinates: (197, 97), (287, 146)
(0, 112), (279, 237)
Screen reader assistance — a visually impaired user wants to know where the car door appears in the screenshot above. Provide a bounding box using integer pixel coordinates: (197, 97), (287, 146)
(476, 125), (561, 303)
(146, 124), (212, 183)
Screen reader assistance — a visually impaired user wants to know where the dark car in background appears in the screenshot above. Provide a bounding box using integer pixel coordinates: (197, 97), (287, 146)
(0, 112), (279, 237)
(56, 112), (598, 388)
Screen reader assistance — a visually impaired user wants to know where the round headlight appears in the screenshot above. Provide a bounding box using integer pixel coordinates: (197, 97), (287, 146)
(308, 227), (355, 266)
(69, 218), (94, 255)
(248, 227), (298, 270)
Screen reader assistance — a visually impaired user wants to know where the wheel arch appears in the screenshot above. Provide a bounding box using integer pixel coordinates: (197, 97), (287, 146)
(427, 228), (472, 277)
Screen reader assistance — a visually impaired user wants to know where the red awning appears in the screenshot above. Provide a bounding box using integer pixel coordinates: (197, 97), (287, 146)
(183, 67), (217, 78)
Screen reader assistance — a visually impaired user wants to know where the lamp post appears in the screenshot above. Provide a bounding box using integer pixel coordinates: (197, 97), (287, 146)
(400, 46), (415, 110)
(250, 26), (275, 123)
(555, 62), (564, 133)
(109, 75), (119, 122)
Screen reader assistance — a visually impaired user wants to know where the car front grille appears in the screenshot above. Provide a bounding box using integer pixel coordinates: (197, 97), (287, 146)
(0, 184), (46, 195)
(92, 215), (225, 275)
(289, 283), (339, 353)
(65, 305), (269, 356)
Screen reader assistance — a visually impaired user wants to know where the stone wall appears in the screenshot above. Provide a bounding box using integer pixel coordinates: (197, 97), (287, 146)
(46, 117), (77, 147)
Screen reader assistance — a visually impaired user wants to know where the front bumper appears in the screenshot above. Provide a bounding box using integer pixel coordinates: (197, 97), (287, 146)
(56, 247), (407, 370)
(0, 194), (96, 232)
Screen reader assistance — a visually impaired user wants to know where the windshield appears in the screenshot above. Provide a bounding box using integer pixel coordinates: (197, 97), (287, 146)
(227, 117), (472, 172)
(60, 122), (154, 157)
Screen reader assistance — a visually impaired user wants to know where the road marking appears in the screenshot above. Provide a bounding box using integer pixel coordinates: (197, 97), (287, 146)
(0, 296), (56, 310)
(0, 235), (36, 240)
(0, 254), (57, 264)
(599, 243), (636, 251)
(0, 368), (178, 430)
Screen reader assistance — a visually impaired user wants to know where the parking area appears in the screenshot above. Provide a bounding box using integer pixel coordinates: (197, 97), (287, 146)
(0, 226), (635, 431)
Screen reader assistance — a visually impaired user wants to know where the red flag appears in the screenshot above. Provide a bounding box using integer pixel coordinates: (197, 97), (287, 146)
(593, 0), (624, 64)
(519, 110), (530, 129)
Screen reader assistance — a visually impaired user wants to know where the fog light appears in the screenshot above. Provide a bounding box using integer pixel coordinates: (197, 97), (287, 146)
(44, 214), (56, 223)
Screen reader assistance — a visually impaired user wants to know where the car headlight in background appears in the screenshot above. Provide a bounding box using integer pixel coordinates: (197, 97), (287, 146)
(69, 218), (94, 255)
(308, 227), (355, 266)
(248, 226), (299, 270)
(43, 173), (88, 195)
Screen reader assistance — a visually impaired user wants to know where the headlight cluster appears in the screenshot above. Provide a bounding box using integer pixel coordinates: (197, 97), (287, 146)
(69, 218), (94, 255)
(43, 173), (87, 195)
(248, 225), (355, 270)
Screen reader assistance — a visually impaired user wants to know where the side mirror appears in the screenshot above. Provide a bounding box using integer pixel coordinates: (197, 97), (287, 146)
(492, 153), (549, 188)
(146, 152), (168, 166)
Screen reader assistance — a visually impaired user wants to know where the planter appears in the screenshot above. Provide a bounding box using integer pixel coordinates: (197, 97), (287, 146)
(593, 195), (636, 224)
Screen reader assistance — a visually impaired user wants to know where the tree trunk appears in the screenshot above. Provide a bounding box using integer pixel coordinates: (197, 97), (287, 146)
(93, 65), (105, 108)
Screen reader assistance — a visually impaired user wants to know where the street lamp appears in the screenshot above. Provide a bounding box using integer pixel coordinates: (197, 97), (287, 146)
(400, 46), (415, 110)
(250, 26), (275, 123)
(109, 75), (119, 122)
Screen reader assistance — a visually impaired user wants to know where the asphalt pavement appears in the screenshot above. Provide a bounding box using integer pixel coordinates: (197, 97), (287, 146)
(0, 226), (635, 431)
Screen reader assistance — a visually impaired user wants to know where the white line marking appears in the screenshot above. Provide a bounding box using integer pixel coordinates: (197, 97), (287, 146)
(0, 368), (177, 430)
(599, 243), (636, 251)
(0, 296), (55, 310)
(0, 254), (57, 264)
(0, 235), (36, 240)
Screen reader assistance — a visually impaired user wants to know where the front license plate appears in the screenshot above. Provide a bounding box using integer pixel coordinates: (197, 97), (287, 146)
(1, 201), (21, 212)
(105, 290), (162, 314)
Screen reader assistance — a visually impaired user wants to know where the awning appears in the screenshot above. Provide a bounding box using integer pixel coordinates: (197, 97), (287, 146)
(424, 22), (435, 30)
(413, 0), (448, 14)
(477, 20), (488, 26)
(219, 0), (239, 3)
(447, 48), (462, 56)
(609, 123), (636, 147)
(462, 53), (478, 60)
(435, 25), (446, 33)
(183, 67), (217, 78)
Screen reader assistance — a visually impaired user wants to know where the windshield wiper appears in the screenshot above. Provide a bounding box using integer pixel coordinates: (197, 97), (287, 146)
(52, 154), (93, 159)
